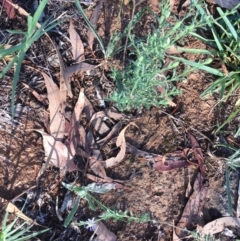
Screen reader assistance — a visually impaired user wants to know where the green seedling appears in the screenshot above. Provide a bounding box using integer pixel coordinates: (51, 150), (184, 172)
(62, 182), (150, 228)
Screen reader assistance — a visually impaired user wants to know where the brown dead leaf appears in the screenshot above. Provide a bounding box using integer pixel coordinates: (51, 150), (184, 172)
(188, 132), (206, 179)
(104, 123), (138, 168)
(68, 19), (85, 62)
(89, 156), (111, 181)
(41, 71), (65, 141)
(35, 130), (78, 172)
(95, 221), (117, 241)
(201, 217), (240, 235)
(87, 0), (104, 49)
(1, 0), (15, 19)
(69, 88), (85, 155)
(83, 100), (110, 135)
(176, 173), (208, 238)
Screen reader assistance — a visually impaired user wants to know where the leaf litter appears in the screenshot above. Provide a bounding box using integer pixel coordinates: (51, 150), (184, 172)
(2, 3), (238, 239)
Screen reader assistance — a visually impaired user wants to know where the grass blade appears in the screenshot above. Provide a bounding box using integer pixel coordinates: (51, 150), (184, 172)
(217, 7), (238, 41)
(170, 56), (224, 76)
(74, 0), (105, 56)
(215, 107), (240, 133)
(64, 196), (81, 227)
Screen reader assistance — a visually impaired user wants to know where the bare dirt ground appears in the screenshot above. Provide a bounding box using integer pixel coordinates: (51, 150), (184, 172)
(1, 0), (240, 240)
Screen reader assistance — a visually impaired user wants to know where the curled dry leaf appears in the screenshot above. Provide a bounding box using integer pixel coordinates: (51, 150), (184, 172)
(201, 217), (240, 235)
(41, 71), (65, 141)
(104, 123), (138, 168)
(95, 221), (117, 241)
(97, 121), (123, 147)
(87, 0), (104, 49)
(176, 173), (208, 238)
(35, 130), (78, 172)
(0, 0), (15, 19)
(68, 19), (85, 62)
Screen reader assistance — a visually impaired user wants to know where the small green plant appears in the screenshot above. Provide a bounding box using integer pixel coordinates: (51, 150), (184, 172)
(0, 212), (49, 241)
(0, 0), (66, 116)
(62, 182), (150, 228)
(108, 0), (221, 111)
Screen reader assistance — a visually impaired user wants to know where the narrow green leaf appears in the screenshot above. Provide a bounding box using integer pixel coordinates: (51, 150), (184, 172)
(64, 196), (81, 227)
(217, 7), (238, 41)
(170, 56), (224, 76)
(30, 0), (48, 35)
(215, 107), (240, 133)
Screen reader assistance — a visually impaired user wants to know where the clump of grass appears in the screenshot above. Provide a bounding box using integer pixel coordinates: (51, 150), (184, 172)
(0, 212), (49, 241)
(0, 0), (66, 116)
(108, 0), (221, 111)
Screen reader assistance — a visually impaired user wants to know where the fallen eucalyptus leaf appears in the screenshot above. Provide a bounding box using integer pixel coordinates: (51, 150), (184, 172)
(35, 130), (78, 172)
(68, 19), (85, 62)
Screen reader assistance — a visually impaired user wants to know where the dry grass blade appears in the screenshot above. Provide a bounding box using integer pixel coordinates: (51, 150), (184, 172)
(69, 88), (85, 155)
(87, 0), (104, 49)
(68, 19), (85, 62)
(41, 71), (65, 140)
(95, 221), (117, 241)
(104, 123), (138, 168)
(35, 130), (78, 172)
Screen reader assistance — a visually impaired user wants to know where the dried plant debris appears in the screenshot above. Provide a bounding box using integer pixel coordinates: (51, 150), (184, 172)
(68, 19), (85, 62)
(87, 0), (104, 50)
